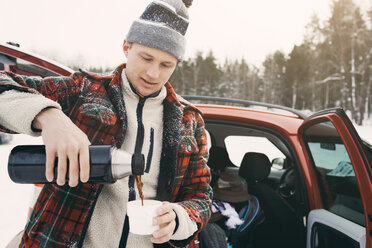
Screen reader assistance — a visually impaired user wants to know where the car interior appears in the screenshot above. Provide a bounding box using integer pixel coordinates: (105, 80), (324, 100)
(204, 119), (307, 248)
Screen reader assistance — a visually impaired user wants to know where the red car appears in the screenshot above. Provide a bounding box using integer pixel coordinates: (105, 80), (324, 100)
(1, 42), (371, 248)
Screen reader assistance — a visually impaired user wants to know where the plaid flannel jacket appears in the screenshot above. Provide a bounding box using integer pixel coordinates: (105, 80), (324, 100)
(0, 63), (212, 248)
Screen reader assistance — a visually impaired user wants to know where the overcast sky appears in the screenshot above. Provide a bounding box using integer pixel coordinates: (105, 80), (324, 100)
(1, 0), (371, 68)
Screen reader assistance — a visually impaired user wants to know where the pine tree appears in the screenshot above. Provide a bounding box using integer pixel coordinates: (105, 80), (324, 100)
(285, 44), (313, 109)
(320, 0), (368, 123)
(262, 51), (286, 104)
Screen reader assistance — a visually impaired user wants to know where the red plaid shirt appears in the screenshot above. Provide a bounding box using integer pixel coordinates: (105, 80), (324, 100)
(0, 64), (212, 248)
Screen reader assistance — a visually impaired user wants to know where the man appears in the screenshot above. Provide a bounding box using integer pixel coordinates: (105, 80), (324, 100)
(0, 0), (212, 247)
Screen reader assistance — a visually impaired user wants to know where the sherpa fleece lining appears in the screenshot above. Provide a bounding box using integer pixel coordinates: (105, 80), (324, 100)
(171, 203), (198, 240)
(0, 90), (61, 136)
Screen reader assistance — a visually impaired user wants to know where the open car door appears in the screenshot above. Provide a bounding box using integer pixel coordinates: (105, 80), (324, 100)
(298, 108), (372, 248)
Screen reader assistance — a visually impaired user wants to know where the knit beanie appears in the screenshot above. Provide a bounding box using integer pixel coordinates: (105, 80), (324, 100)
(126, 0), (193, 61)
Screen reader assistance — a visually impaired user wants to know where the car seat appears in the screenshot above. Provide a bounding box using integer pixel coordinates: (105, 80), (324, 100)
(210, 167), (265, 248)
(208, 146), (235, 187)
(238, 152), (305, 248)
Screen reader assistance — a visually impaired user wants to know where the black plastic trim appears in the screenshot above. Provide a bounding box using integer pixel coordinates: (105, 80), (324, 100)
(305, 107), (341, 120)
(311, 222), (359, 247)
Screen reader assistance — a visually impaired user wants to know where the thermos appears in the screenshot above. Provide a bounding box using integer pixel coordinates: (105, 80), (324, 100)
(8, 145), (144, 184)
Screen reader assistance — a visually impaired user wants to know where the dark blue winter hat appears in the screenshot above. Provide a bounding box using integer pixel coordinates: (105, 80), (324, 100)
(126, 0), (193, 61)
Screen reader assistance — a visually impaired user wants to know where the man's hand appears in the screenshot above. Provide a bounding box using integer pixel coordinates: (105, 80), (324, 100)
(33, 108), (91, 187)
(151, 202), (176, 244)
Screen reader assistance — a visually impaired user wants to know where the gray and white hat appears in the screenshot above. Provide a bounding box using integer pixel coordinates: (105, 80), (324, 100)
(126, 0), (193, 61)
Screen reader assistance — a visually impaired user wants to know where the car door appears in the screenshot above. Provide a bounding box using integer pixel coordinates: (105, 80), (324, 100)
(298, 108), (372, 248)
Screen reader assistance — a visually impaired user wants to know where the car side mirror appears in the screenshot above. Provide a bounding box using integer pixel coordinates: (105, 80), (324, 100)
(272, 157), (285, 170)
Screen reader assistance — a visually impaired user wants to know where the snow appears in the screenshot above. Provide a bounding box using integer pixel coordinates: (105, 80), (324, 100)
(0, 134), (42, 246)
(355, 124), (372, 145)
(0, 123), (371, 246)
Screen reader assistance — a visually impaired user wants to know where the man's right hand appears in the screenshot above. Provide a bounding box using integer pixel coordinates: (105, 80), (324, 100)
(33, 108), (91, 187)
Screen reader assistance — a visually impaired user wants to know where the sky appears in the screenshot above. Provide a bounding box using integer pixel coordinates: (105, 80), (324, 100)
(1, 0), (371, 68)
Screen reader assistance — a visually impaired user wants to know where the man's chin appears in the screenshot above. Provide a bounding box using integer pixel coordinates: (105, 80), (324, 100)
(138, 88), (155, 97)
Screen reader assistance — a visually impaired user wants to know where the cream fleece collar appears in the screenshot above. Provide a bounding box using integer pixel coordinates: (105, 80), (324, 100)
(120, 70), (167, 103)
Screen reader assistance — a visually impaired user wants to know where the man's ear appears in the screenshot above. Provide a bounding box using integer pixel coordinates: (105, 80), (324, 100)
(123, 40), (130, 57)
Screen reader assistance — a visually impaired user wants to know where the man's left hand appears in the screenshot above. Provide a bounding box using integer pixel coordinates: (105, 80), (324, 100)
(151, 201), (176, 244)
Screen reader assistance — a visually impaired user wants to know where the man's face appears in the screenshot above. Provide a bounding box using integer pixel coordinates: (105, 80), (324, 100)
(123, 41), (178, 97)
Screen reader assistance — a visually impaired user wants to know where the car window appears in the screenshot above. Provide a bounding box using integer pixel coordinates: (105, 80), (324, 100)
(224, 135), (285, 167)
(2, 55), (59, 77)
(17, 58), (59, 77)
(205, 129), (212, 151)
(304, 121), (365, 227)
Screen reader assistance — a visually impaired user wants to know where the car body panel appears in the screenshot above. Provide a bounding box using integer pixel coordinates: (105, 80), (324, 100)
(288, 134), (323, 210)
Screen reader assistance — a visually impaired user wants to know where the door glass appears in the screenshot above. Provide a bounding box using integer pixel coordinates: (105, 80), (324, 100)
(225, 136), (285, 166)
(304, 121), (365, 226)
(15, 58), (59, 77)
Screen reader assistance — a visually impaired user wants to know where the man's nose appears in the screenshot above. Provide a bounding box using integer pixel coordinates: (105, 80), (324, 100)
(146, 64), (160, 79)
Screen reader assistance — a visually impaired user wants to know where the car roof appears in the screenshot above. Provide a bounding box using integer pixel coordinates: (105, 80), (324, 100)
(196, 104), (304, 136)
(183, 95), (308, 119)
(182, 96), (306, 136)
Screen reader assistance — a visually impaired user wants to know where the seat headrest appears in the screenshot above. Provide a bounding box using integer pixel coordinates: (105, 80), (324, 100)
(208, 146), (234, 170)
(239, 152), (271, 183)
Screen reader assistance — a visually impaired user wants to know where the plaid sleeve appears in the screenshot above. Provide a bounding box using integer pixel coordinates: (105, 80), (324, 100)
(170, 111), (213, 247)
(0, 71), (84, 133)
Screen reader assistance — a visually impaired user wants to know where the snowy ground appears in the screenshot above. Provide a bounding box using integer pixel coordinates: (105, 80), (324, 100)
(0, 135), (42, 246)
(1, 124), (372, 246)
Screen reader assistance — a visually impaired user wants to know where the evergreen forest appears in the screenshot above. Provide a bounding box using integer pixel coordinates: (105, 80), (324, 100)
(169, 0), (372, 124)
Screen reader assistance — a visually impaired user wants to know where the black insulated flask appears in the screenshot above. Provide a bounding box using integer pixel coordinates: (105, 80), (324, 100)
(8, 145), (144, 184)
